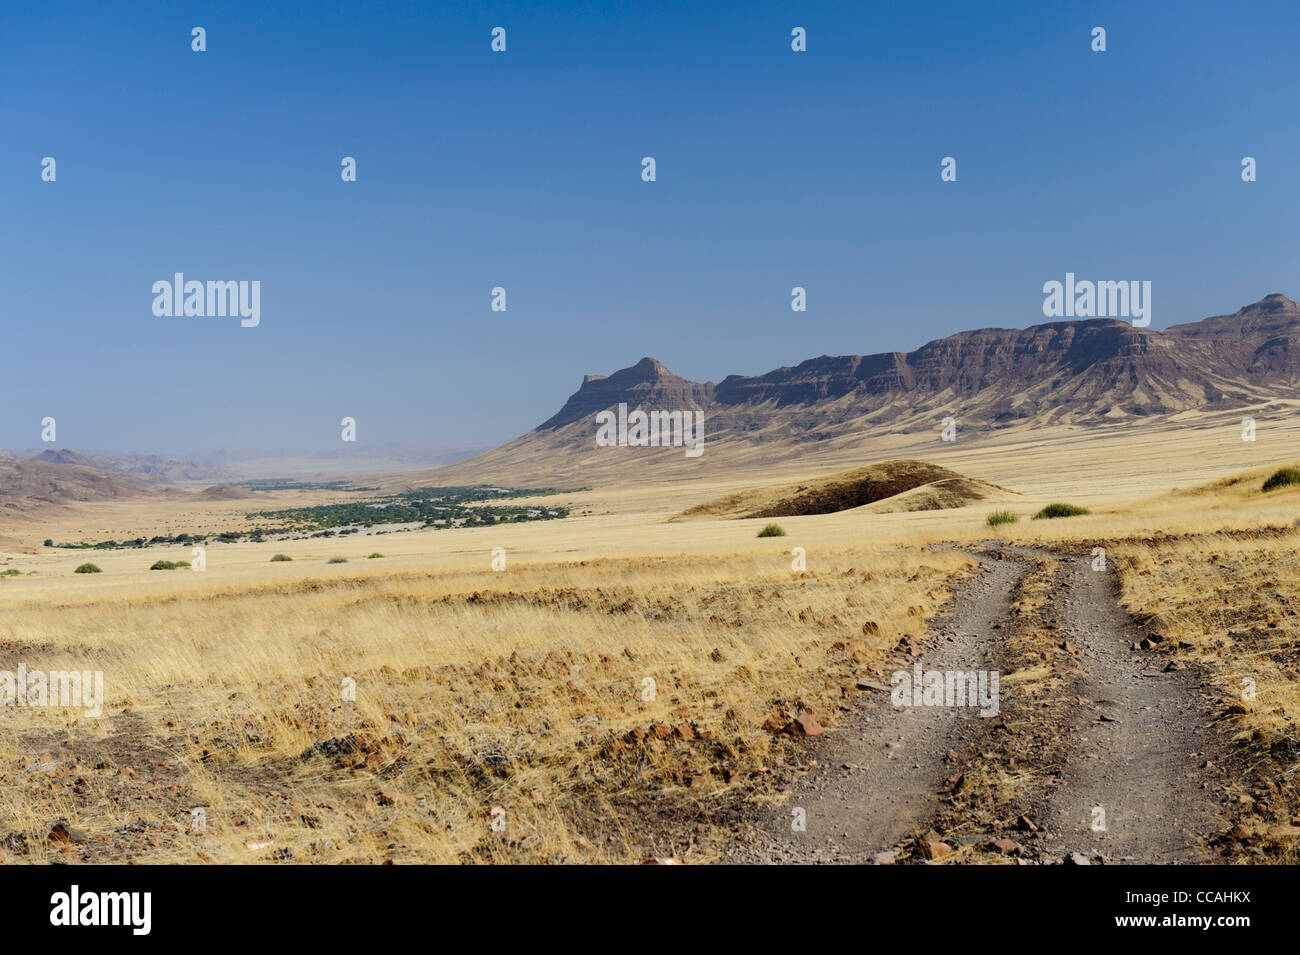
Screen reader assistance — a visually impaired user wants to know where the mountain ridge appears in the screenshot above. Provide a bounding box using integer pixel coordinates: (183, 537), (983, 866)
(414, 294), (1300, 486)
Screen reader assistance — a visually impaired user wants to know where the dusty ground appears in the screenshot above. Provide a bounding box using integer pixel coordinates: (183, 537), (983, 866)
(1, 420), (1298, 864)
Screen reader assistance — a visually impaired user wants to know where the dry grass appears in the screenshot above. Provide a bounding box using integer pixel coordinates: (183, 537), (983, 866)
(0, 542), (969, 864)
(1110, 531), (1300, 859)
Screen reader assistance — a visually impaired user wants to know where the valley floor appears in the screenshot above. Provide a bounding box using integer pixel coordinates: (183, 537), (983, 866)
(0, 419), (1297, 863)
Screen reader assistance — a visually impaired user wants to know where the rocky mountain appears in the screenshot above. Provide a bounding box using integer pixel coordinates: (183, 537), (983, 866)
(0, 456), (160, 520)
(413, 294), (1300, 485)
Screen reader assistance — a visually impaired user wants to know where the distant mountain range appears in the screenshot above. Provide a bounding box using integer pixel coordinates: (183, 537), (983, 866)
(428, 294), (1300, 484)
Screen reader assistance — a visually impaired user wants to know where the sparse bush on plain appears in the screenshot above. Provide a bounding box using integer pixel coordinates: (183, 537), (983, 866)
(73, 563), (102, 574)
(150, 559), (190, 570)
(1032, 503), (1091, 520)
(985, 510), (1018, 527)
(757, 524), (787, 537)
(328, 557), (348, 564)
(270, 554), (293, 562)
(367, 553), (384, 559)
(1262, 468), (1300, 492)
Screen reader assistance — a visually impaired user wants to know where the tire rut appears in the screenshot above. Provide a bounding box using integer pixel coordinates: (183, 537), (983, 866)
(1021, 548), (1227, 863)
(726, 553), (1027, 864)
(725, 545), (1228, 865)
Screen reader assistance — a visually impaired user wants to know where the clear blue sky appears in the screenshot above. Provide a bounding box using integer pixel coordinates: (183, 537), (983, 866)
(3, 0), (1298, 454)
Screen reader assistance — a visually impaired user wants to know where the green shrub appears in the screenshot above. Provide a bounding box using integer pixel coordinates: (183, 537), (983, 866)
(1032, 503), (1091, 520)
(757, 524), (787, 538)
(1, 569), (21, 576)
(270, 554), (293, 562)
(985, 510), (1018, 527)
(150, 560), (177, 570)
(328, 557), (348, 564)
(74, 563), (102, 574)
(1262, 468), (1300, 492)
(367, 553), (384, 559)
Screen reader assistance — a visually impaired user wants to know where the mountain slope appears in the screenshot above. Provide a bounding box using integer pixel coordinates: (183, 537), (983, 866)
(419, 294), (1300, 486)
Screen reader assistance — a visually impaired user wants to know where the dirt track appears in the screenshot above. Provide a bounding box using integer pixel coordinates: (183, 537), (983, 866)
(727, 546), (1227, 864)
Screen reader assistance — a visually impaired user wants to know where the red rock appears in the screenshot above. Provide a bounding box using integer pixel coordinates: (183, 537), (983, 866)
(917, 837), (951, 860)
(791, 713), (824, 736)
(674, 723), (695, 740)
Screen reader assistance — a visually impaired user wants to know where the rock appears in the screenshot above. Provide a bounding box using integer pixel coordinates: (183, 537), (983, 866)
(990, 837), (1020, 854)
(641, 857), (679, 864)
(1164, 661), (1187, 671)
(45, 821), (87, 845)
(761, 715), (786, 733)
(1227, 823), (1251, 841)
(1016, 815), (1039, 832)
(870, 850), (897, 865)
(917, 837), (952, 860)
(1065, 852), (1091, 865)
(790, 713), (824, 736)
(674, 723), (695, 740)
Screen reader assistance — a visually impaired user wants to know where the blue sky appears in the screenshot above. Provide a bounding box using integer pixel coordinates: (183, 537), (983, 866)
(3, 0), (1298, 455)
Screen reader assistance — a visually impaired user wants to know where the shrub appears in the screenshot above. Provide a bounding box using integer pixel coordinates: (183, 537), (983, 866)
(1262, 468), (1300, 492)
(985, 510), (1018, 527)
(270, 554), (293, 562)
(150, 560), (177, 570)
(74, 563), (102, 574)
(1, 569), (21, 576)
(1032, 503), (1091, 520)
(328, 557), (348, 564)
(757, 524), (787, 537)
(367, 553), (384, 559)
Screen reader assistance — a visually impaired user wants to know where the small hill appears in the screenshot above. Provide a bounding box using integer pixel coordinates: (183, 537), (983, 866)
(196, 484), (254, 501)
(0, 456), (156, 514)
(672, 460), (1018, 521)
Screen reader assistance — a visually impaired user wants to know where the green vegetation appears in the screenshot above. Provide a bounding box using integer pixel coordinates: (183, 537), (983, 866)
(327, 557), (348, 564)
(1032, 503), (1092, 520)
(234, 479), (375, 492)
(985, 510), (1019, 527)
(270, 554), (293, 562)
(757, 524), (787, 537)
(1262, 468), (1300, 492)
(149, 559), (190, 570)
(74, 563), (102, 574)
(246, 485), (572, 534)
(367, 553), (384, 559)
(1, 569), (21, 576)
(49, 486), (578, 551)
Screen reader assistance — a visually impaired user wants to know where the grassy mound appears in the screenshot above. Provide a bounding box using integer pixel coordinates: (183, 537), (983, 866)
(1262, 468), (1300, 492)
(1032, 503), (1091, 520)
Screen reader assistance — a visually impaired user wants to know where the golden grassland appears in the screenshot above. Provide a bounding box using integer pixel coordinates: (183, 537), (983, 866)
(0, 418), (1297, 863)
(0, 531), (969, 863)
